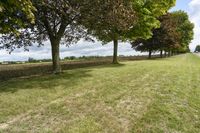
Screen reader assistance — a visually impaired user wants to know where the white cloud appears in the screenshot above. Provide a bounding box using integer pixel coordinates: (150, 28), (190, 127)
(0, 40), (143, 61)
(189, 0), (200, 51)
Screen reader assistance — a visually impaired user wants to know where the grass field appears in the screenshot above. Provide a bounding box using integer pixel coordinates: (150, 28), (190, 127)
(0, 54), (200, 133)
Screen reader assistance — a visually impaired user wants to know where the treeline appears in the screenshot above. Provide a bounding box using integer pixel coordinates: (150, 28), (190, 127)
(0, 0), (194, 74)
(29, 55), (147, 63)
(131, 11), (194, 58)
(27, 56), (107, 63)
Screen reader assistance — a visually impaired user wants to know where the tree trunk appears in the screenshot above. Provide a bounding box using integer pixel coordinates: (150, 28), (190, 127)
(172, 51), (174, 56)
(164, 51), (167, 57)
(160, 50), (163, 58)
(168, 51), (171, 57)
(112, 39), (119, 64)
(51, 39), (62, 74)
(149, 49), (152, 59)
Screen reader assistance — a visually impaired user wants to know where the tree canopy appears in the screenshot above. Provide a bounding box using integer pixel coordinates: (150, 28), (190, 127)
(195, 45), (200, 53)
(0, 0), (176, 73)
(173, 11), (194, 53)
(0, 0), (35, 34)
(0, 0), (89, 73)
(80, 0), (176, 63)
(131, 11), (194, 58)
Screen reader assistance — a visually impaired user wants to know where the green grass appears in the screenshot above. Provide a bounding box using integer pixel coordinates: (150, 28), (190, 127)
(0, 54), (200, 133)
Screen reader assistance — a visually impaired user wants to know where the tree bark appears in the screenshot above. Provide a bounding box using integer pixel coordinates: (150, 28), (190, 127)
(51, 39), (62, 74)
(172, 51), (174, 56)
(149, 49), (152, 59)
(168, 51), (171, 57)
(112, 39), (119, 64)
(164, 51), (167, 57)
(160, 50), (163, 58)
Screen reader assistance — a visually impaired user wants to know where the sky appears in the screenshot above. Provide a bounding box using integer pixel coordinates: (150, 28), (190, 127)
(0, 0), (200, 61)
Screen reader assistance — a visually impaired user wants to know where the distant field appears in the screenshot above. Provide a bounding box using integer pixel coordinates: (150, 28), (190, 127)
(0, 55), (156, 80)
(0, 54), (200, 132)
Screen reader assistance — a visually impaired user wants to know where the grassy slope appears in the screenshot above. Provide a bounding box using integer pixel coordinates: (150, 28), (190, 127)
(0, 54), (199, 133)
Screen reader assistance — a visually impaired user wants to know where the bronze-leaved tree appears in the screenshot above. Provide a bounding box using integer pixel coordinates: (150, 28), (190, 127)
(131, 13), (181, 58)
(131, 11), (194, 58)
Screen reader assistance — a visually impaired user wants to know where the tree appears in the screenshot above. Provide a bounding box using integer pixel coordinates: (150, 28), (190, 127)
(172, 11), (194, 53)
(0, 0), (88, 74)
(131, 11), (194, 58)
(195, 45), (200, 53)
(80, 0), (176, 63)
(131, 13), (181, 58)
(0, 0), (35, 34)
(131, 39), (153, 59)
(79, 0), (137, 64)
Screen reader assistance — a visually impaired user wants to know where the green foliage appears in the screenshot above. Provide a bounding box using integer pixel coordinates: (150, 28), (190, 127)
(0, 0), (176, 71)
(126, 0), (176, 40)
(0, 0), (89, 73)
(131, 11), (194, 54)
(80, 0), (175, 63)
(0, 0), (35, 34)
(81, 0), (176, 43)
(80, 0), (137, 43)
(195, 45), (200, 52)
(172, 11), (194, 52)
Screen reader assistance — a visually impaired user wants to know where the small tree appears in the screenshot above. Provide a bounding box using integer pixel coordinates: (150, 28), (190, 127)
(195, 45), (200, 53)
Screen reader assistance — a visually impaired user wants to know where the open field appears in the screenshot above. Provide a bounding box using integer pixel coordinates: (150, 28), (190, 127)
(0, 54), (200, 132)
(0, 55), (159, 81)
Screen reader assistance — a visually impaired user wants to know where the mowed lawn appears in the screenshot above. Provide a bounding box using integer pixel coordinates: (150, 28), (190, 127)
(0, 54), (200, 133)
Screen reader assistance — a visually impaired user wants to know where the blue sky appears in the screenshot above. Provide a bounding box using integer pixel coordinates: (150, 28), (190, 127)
(1, 0), (200, 61)
(172, 0), (190, 11)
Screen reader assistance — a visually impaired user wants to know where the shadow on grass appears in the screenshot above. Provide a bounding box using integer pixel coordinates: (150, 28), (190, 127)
(0, 63), (126, 93)
(98, 63), (126, 68)
(0, 69), (93, 93)
(0, 54), (175, 82)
